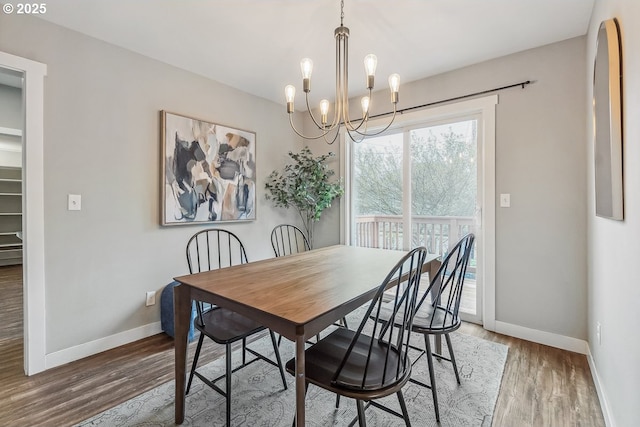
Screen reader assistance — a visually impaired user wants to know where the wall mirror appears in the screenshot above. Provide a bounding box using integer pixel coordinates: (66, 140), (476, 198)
(593, 18), (623, 220)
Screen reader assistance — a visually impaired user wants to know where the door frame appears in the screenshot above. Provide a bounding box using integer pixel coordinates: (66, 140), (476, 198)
(340, 95), (497, 330)
(0, 51), (47, 374)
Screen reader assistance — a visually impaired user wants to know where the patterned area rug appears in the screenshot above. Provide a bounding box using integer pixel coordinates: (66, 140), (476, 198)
(77, 312), (507, 427)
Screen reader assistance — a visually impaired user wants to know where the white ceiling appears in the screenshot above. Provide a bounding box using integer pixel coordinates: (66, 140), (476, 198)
(37, 0), (595, 105)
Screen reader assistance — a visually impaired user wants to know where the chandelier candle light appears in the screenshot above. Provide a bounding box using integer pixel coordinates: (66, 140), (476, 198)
(285, 0), (400, 144)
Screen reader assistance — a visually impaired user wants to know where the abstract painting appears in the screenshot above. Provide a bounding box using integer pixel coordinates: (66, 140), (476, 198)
(161, 111), (256, 225)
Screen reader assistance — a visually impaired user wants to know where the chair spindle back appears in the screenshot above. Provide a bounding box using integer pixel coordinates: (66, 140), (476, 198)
(419, 233), (475, 330)
(186, 229), (248, 274)
(185, 229), (248, 324)
(271, 224), (310, 257)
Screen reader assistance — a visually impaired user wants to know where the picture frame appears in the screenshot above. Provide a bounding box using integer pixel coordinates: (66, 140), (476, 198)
(161, 111), (256, 225)
(593, 18), (623, 220)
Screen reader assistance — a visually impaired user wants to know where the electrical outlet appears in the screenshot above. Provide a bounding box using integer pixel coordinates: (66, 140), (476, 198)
(596, 322), (601, 345)
(146, 291), (156, 307)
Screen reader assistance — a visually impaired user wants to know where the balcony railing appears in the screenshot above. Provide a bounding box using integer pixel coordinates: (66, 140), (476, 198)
(354, 214), (476, 274)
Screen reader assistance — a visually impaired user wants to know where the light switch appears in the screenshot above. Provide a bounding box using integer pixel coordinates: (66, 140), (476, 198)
(500, 193), (511, 208)
(68, 194), (82, 211)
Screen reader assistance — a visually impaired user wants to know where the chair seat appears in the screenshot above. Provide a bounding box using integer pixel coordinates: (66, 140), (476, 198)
(412, 304), (461, 334)
(195, 306), (266, 344)
(285, 328), (411, 398)
(378, 301), (461, 334)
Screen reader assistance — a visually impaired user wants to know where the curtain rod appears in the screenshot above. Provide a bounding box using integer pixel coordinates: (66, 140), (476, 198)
(368, 80), (532, 120)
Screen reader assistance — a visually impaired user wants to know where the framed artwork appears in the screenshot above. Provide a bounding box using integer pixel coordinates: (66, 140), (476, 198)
(161, 111), (256, 225)
(593, 18), (623, 220)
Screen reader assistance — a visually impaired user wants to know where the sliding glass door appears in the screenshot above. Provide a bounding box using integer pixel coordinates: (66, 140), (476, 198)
(410, 119), (478, 317)
(352, 132), (404, 249)
(348, 115), (481, 321)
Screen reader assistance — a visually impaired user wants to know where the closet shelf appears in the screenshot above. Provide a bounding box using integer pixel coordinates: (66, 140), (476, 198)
(0, 127), (22, 137)
(0, 243), (22, 248)
(0, 167), (22, 266)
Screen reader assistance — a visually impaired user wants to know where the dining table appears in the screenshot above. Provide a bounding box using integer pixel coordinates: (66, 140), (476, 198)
(172, 244), (440, 426)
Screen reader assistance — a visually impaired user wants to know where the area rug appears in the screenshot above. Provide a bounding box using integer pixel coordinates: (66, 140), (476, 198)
(77, 314), (507, 427)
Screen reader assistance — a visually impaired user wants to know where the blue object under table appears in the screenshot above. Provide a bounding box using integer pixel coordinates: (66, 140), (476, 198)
(160, 281), (197, 342)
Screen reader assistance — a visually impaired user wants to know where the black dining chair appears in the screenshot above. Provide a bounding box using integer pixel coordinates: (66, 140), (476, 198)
(270, 224), (348, 346)
(270, 223), (311, 256)
(285, 246), (428, 426)
(378, 233), (475, 422)
(185, 228), (288, 427)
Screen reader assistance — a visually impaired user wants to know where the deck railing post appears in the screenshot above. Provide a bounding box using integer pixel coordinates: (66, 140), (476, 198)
(449, 218), (459, 252)
(354, 215), (473, 253)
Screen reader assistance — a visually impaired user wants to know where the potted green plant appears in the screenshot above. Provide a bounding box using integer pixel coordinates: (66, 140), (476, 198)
(265, 147), (344, 248)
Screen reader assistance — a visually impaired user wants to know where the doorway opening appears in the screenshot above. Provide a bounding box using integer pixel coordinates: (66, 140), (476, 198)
(0, 51), (47, 375)
(0, 67), (24, 378)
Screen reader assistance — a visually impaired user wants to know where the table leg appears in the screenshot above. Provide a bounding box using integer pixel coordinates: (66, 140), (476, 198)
(174, 284), (190, 424)
(295, 335), (306, 426)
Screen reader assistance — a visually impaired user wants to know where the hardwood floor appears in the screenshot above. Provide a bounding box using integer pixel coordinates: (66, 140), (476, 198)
(0, 265), (605, 426)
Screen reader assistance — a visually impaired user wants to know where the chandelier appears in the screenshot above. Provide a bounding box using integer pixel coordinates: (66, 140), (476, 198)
(285, 0), (400, 144)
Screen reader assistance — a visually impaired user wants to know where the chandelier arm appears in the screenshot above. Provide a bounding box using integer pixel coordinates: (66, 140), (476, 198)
(340, 30), (351, 130)
(344, 127), (367, 143)
(330, 33), (344, 130)
(322, 126), (341, 145)
(350, 106), (398, 138)
(304, 92), (330, 131)
(288, 114), (336, 140)
(339, 38), (373, 135)
(343, 88), (372, 133)
(333, 31), (347, 132)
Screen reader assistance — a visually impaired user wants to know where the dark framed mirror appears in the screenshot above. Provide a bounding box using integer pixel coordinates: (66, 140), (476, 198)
(593, 18), (623, 220)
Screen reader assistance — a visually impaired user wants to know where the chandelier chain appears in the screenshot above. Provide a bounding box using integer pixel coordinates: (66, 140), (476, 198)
(340, 0), (344, 26)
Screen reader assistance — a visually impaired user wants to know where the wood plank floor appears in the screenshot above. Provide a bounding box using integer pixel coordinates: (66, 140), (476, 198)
(0, 265), (605, 426)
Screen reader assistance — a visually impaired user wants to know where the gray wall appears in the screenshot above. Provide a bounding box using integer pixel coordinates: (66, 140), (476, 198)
(0, 13), (302, 353)
(477, 37), (586, 339)
(588, 1), (640, 425)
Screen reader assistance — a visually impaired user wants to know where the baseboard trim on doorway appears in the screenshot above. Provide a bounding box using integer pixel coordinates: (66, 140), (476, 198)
(45, 321), (162, 370)
(495, 320), (588, 354)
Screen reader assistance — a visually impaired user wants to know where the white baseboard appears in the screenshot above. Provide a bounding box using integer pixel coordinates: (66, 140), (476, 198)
(494, 320), (589, 354)
(45, 322), (163, 369)
(587, 347), (615, 427)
